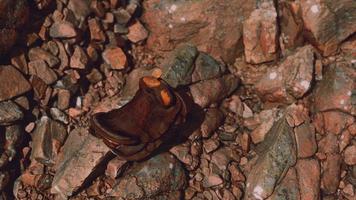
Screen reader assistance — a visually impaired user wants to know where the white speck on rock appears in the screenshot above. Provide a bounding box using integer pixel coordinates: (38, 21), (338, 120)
(180, 17), (186, 22)
(253, 185), (264, 200)
(168, 4), (177, 13)
(168, 24), (173, 29)
(340, 99), (345, 105)
(347, 91), (352, 96)
(269, 72), (277, 80)
(169, 163), (174, 169)
(311, 5), (320, 13)
(300, 80), (310, 90)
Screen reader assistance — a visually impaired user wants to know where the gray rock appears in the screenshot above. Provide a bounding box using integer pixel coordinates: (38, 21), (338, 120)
(109, 153), (187, 199)
(192, 52), (226, 83)
(0, 100), (23, 125)
(244, 116), (297, 200)
(190, 74), (239, 108)
(31, 116), (67, 166)
(51, 128), (110, 198)
(161, 45), (198, 88)
(268, 168), (300, 200)
(0, 124), (22, 168)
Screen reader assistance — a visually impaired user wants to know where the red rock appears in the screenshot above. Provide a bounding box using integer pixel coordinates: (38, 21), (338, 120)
(285, 104), (309, 127)
(88, 18), (106, 42)
(322, 111), (354, 135)
(321, 154), (341, 194)
(55, 41), (69, 70)
(228, 163), (245, 184)
(268, 168), (300, 200)
(200, 108), (224, 138)
(203, 174), (223, 188)
(142, 0), (256, 63)
(102, 47), (127, 70)
(57, 89), (71, 110)
(11, 52), (28, 74)
(344, 145), (356, 165)
(296, 159), (320, 200)
(0, 65), (32, 101)
(49, 21), (77, 38)
(294, 122), (317, 158)
(255, 45), (314, 103)
(339, 129), (351, 152)
(203, 139), (219, 153)
(300, 0), (356, 56)
(70, 46), (88, 69)
(28, 60), (58, 85)
(28, 47), (60, 68)
(249, 109), (277, 144)
(318, 133), (338, 154)
(243, 1), (278, 64)
(127, 20), (149, 43)
(30, 75), (48, 101)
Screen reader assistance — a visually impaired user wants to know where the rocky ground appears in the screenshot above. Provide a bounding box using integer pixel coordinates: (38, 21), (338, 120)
(0, 0), (355, 199)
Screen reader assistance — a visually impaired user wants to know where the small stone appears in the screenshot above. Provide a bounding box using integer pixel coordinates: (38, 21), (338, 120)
(28, 60), (58, 85)
(344, 145), (356, 165)
(211, 147), (239, 171)
(249, 109), (277, 144)
(203, 174), (223, 188)
(86, 68), (103, 84)
(321, 154), (341, 194)
(11, 52), (28, 74)
(228, 163), (245, 184)
(102, 47), (127, 70)
(49, 21), (77, 38)
(113, 8), (131, 25)
(29, 48), (59, 69)
(70, 46), (88, 69)
(200, 108), (224, 138)
(296, 159), (320, 200)
(88, 18), (106, 42)
(50, 107), (69, 124)
(105, 157), (127, 179)
(90, 0), (105, 18)
(294, 122), (317, 158)
(0, 65), (32, 101)
(0, 100), (23, 125)
(57, 89), (71, 110)
(127, 20), (149, 43)
(203, 139), (219, 153)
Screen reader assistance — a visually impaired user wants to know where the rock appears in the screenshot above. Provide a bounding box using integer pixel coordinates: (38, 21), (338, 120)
(322, 111), (354, 135)
(267, 168), (300, 200)
(70, 46), (89, 69)
(160, 45), (198, 88)
(67, 0), (91, 24)
(228, 163), (245, 184)
(202, 175), (223, 188)
(142, 0), (256, 63)
(255, 45), (314, 103)
(57, 89), (71, 110)
(169, 145), (193, 166)
(243, 1), (278, 64)
(190, 74), (239, 108)
(249, 109), (277, 144)
(294, 122), (317, 158)
(321, 154), (341, 194)
(86, 68), (103, 84)
(200, 108), (224, 138)
(102, 47), (127, 70)
(300, 0), (356, 56)
(211, 147), (239, 171)
(49, 21), (77, 38)
(51, 128), (110, 197)
(318, 133), (338, 155)
(105, 157), (127, 179)
(109, 153), (187, 199)
(113, 8), (131, 25)
(0, 124), (22, 167)
(31, 116), (67, 166)
(296, 159), (320, 200)
(127, 20), (149, 43)
(11, 52), (28, 74)
(50, 108), (69, 125)
(28, 47), (60, 68)
(0, 65), (31, 101)
(88, 18), (106, 43)
(203, 139), (220, 154)
(314, 62), (354, 114)
(28, 60), (58, 85)
(244, 116), (296, 200)
(55, 41), (69, 70)
(0, 0), (29, 55)
(0, 100), (23, 125)
(192, 52), (226, 83)
(344, 145), (356, 165)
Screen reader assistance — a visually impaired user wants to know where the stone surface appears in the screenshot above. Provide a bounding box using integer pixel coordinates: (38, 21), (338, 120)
(344, 145), (356, 165)
(160, 44), (198, 88)
(70, 46), (89, 69)
(88, 18), (106, 43)
(31, 116), (67, 166)
(28, 60), (58, 85)
(49, 21), (77, 38)
(255, 45), (314, 103)
(321, 154), (341, 194)
(142, 0), (256, 63)
(192, 52), (226, 83)
(0, 100), (23, 125)
(244, 116), (296, 200)
(190, 74), (239, 108)
(127, 20), (149, 43)
(0, 65), (31, 101)
(109, 153), (187, 199)
(267, 168), (300, 200)
(243, 1), (278, 64)
(296, 159), (320, 200)
(249, 109), (277, 144)
(200, 108), (224, 138)
(105, 157), (127, 179)
(51, 128), (110, 197)
(28, 47), (60, 68)
(102, 47), (127, 70)
(313, 61), (354, 114)
(300, 0), (356, 56)
(294, 122), (317, 158)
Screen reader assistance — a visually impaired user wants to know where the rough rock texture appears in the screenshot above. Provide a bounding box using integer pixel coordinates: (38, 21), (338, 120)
(109, 153), (187, 199)
(244, 116), (296, 200)
(0, 65), (31, 101)
(300, 0), (356, 56)
(296, 159), (320, 200)
(142, 0), (256, 63)
(243, 0), (278, 64)
(0, 100), (23, 125)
